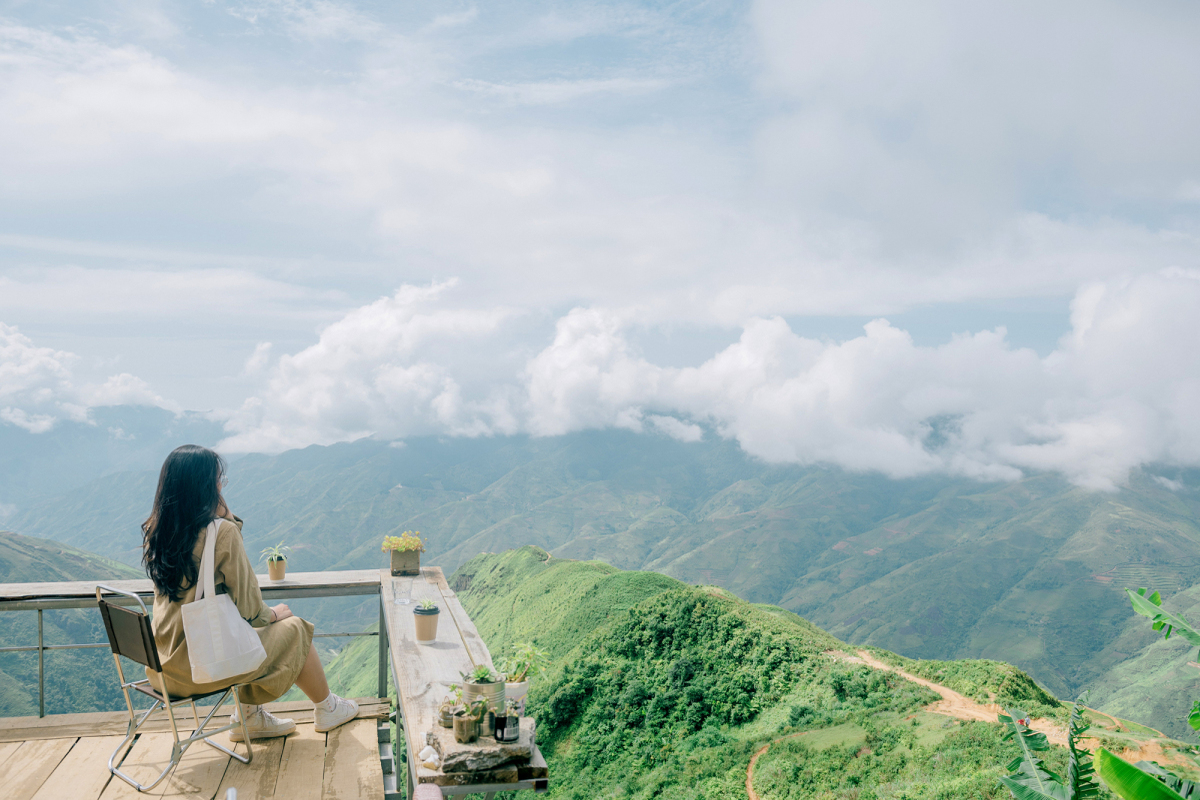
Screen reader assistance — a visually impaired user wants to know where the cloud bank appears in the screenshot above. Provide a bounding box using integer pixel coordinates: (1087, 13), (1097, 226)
(0, 323), (175, 433)
(2, 2), (1200, 492)
(208, 270), (1200, 490)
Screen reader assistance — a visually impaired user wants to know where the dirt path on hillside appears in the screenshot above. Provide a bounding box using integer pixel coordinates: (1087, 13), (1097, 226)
(746, 650), (1196, 800)
(843, 650), (1068, 746)
(746, 731), (808, 800)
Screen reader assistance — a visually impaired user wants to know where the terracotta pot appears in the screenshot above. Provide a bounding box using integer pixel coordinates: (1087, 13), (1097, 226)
(453, 713), (478, 744)
(390, 549), (420, 576)
(267, 559), (286, 581)
(414, 606), (439, 643)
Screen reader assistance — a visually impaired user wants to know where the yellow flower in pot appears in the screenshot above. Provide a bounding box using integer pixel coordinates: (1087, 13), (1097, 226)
(260, 541), (291, 581)
(382, 531), (426, 576)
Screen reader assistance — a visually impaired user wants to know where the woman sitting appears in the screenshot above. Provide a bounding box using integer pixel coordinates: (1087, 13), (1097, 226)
(142, 444), (358, 739)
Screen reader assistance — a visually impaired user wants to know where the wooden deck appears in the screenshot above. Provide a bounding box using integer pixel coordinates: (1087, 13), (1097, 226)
(0, 699), (389, 800)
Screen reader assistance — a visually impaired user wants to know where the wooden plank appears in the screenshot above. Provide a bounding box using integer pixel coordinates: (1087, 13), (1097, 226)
(383, 569), (536, 789)
(31, 736), (126, 800)
(98, 733), (177, 799)
(0, 737), (77, 800)
(321, 718), (384, 800)
(272, 727), (327, 800)
(0, 571), (380, 609)
(426, 766), (518, 787)
(150, 732), (231, 800)
(429, 568), (494, 669)
(214, 735), (286, 800)
(517, 743), (549, 781)
(0, 699), (390, 742)
(0, 740), (23, 768)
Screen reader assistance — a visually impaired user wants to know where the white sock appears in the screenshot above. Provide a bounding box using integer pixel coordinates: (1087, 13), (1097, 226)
(236, 703), (260, 720)
(317, 692), (338, 713)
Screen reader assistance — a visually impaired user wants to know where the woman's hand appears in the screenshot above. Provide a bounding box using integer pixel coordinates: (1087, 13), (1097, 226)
(270, 603), (293, 623)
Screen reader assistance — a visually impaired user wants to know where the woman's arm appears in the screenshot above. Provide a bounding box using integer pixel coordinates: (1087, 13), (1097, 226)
(213, 518), (272, 628)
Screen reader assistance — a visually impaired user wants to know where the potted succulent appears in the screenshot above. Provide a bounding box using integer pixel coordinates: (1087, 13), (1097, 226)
(460, 665), (505, 737)
(453, 697), (489, 744)
(439, 685), (462, 728)
(260, 541), (291, 581)
(494, 698), (521, 743)
(382, 531), (426, 576)
(499, 641), (550, 715)
(414, 598), (440, 643)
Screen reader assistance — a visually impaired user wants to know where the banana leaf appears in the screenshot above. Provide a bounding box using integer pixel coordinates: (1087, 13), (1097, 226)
(1096, 749), (1186, 800)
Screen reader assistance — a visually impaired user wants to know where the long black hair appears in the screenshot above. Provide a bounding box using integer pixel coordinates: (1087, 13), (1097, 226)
(142, 445), (226, 602)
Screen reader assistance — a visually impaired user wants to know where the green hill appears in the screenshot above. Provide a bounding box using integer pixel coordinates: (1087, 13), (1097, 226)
(8, 433), (1200, 735)
(0, 531), (142, 716)
(325, 548), (1108, 799)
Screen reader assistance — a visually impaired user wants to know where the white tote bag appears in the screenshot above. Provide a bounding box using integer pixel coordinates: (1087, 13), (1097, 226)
(182, 519), (268, 684)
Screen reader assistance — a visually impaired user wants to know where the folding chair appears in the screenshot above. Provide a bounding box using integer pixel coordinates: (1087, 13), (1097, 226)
(96, 584), (254, 792)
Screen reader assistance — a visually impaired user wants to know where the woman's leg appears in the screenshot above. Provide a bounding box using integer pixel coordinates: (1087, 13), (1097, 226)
(294, 642), (330, 702)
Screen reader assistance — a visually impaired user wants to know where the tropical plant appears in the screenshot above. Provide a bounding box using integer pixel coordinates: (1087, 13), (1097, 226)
(1004, 587), (1200, 800)
(461, 664), (499, 684)
(998, 696), (1100, 799)
(1095, 749), (1190, 800)
(499, 641), (550, 683)
(259, 541), (290, 564)
(381, 532), (426, 553)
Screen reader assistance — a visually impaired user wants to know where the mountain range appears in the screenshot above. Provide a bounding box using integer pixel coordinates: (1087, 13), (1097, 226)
(4, 429), (1200, 735)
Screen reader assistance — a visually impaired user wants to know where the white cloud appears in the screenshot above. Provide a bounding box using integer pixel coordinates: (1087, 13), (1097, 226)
(0, 322), (173, 432)
(243, 343), (274, 376)
(220, 282), (519, 452)
(221, 271), (1200, 490)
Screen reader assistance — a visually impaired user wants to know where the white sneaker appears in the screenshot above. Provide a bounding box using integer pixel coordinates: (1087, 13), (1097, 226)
(314, 695), (359, 733)
(228, 704), (297, 741)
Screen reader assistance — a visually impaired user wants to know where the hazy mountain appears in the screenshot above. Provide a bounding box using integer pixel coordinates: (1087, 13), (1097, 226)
(0, 406), (223, 512)
(7, 430), (1199, 733)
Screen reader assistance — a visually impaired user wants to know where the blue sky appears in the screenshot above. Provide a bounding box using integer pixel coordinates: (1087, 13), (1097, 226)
(2, 0), (1199, 488)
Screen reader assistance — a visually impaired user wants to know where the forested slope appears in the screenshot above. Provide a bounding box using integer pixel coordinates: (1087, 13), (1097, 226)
(436, 548), (1079, 798)
(0, 531), (141, 716)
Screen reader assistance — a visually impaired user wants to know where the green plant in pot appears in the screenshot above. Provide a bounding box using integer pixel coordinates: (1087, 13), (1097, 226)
(499, 641), (549, 715)
(382, 531), (425, 576)
(260, 541), (291, 581)
(494, 698), (521, 743)
(414, 598), (440, 644)
(453, 697), (489, 744)
(460, 665), (504, 737)
(439, 684), (462, 728)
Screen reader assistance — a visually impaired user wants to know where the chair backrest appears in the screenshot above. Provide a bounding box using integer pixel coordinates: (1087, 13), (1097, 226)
(96, 587), (162, 672)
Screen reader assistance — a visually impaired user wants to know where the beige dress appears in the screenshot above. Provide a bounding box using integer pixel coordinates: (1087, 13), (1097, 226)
(147, 514), (314, 705)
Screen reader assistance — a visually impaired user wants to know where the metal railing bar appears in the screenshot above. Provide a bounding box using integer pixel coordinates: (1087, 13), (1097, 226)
(312, 632), (379, 638)
(1, 580), (385, 719)
(0, 643), (110, 653)
(0, 632), (377, 654)
(37, 609), (43, 718)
